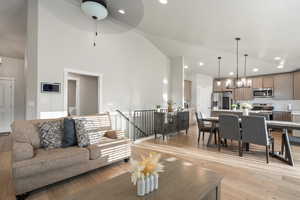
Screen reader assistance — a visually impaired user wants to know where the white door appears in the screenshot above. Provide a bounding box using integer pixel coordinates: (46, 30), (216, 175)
(0, 79), (14, 133)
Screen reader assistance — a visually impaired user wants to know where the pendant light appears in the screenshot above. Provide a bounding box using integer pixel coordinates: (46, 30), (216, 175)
(235, 37), (242, 88)
(216, 57), (222, 86)
(241, 54), (252, 87)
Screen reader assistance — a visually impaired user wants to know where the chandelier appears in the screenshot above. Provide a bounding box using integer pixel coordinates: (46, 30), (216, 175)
(226, 37), (252, 89)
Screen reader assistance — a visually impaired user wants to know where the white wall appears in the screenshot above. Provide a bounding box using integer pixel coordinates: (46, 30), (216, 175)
(31, 0), (170, 118)
(25, 0), (39, 120)
(170, 57), (184, 106)
(0, 56), (25, 120)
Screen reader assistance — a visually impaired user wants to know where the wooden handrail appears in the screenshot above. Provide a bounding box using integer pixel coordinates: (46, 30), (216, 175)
(0, 134), (16, 200)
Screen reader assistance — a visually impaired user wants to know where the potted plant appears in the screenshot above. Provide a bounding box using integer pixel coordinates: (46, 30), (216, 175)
(156, 105), (161, 112)
(231, 104), (238, 111)
(167, 100), (174, 113)
(241, 103), (252, 116)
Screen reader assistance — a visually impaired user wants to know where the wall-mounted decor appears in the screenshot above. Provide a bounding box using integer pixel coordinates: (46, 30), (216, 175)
(41, 82), (61, 93)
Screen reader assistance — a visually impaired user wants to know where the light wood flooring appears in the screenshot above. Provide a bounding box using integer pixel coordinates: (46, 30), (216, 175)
(25, 126), (300, 200)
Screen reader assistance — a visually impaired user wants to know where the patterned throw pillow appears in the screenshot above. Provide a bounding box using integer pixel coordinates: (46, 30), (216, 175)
(39, 120), (64, 149)
(74, 118), (108, 147)
(74, 118), (90, 147)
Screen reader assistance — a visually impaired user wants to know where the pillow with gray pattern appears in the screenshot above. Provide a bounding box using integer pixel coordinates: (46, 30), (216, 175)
(74, 118), (90, 147)
(39, 120), (64, 149)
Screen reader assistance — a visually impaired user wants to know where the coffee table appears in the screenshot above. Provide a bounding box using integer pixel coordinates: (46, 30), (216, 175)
(66, 160), (223, 200)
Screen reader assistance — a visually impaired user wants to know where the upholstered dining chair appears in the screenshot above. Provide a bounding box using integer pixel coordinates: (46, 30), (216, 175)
(219, 115), (242, 156)
(241, 116), (274, 164)
(195, 112), (217, 144)
(249, 112), (271, 120)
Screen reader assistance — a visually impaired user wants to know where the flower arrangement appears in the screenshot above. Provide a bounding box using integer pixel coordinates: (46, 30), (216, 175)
(130, 152), (164, 185)
(241, 103), (252, 110)
(231, 104), (238, 110)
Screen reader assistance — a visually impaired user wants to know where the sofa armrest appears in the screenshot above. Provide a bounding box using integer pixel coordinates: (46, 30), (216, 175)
(13, 142), (34, 162)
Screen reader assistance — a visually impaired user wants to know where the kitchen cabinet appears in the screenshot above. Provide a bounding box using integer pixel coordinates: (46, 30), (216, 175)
(252, 77), (263, 89)
(263, 76), (274, 88)
(274, 73), (293, 99)
(293, 71), (300, 100)
(234, 87), (253, 101)
(273, 111), (292, 122)
(252, 76), (274, 89)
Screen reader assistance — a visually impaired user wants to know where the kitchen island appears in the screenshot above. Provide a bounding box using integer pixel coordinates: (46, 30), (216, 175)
(211, 109), (273, 117)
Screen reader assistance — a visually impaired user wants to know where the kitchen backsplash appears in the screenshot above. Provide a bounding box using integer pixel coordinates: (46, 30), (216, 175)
(238, 99), (300, 111)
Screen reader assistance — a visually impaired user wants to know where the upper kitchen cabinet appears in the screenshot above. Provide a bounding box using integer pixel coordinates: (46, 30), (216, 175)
(252, 77), (263, 89)
(234, 87), (253, 101)
(263, 76), (274, 88)
(274, 73), (293, 100)
(294, 71), (300, 100)
(252, 76), (274, 89)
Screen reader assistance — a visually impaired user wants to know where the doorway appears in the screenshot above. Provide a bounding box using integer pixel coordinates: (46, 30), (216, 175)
(0, 78), (14, 133)
(64, 69), (103, 116)
(67, 78), (80, 115)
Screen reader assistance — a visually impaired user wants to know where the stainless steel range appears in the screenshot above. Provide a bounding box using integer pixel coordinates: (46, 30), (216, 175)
(251, 103), (274, 111)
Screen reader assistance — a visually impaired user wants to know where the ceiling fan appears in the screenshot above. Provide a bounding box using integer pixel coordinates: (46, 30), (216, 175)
(79, 0), (144, 46)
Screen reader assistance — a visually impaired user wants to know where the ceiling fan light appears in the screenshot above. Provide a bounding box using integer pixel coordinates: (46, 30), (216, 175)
(81, 0), (108, 20)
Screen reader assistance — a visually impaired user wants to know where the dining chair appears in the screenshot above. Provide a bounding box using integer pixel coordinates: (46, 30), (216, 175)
(195, 112), (217, 144)
(241, 116), (274, 164)
(219, 115), (242, 156)
(249, 112), (270, 120)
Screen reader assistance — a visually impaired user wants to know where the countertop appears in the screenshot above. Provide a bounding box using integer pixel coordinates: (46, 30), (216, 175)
(212, 109), (273, 114)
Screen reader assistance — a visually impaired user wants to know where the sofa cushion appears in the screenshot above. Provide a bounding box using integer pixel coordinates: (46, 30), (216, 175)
(86, 138), (131, 160)
(13, 142), (34, 162)
(11, 120), (41, 149)
(62, 118), (77, 148)
(11, 118), (64, 149)
(39, 120), (64, 149)
(13, 146), (89, 179)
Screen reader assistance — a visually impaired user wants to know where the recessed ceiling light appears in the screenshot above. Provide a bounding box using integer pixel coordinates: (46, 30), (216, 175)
(229, 72), (234, 76)
(274, 57), (281, 61)
(199, 62), (204, 66)
(277, 65), (284, 69)
(159, 0), (168, 4)
(184, 65), (189, 69)
(253, 68), (259, 72)
(118, 9), (126, 14)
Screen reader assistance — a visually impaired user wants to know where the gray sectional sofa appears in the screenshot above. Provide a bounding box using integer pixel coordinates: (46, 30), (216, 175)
(11, 113), (131, 195)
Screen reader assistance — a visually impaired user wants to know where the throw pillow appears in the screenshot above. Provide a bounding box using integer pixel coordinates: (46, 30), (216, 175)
(62, 118), (77, 148)
(74, 118), (90, 147)
(104, 130), (118, 139)
(39, 120), (63, 149)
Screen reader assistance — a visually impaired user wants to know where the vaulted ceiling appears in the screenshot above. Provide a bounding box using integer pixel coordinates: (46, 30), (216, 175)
(1, 0), (300, 78)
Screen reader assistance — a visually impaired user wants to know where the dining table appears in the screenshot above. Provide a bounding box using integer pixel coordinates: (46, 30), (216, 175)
(203, 116), (300, 166)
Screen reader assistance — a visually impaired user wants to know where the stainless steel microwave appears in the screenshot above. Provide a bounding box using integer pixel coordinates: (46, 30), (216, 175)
(253, 88), (273, 98)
